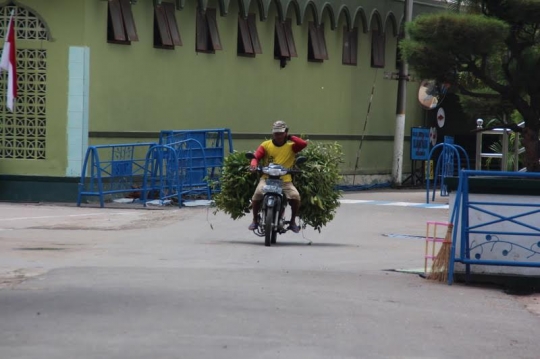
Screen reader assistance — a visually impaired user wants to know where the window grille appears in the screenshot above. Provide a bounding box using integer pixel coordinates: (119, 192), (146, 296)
(0, 5), (49, 160)
(0, 5), (49, 40)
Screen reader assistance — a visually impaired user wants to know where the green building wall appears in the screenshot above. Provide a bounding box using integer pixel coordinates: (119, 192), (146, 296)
(0, 0), (445, 201)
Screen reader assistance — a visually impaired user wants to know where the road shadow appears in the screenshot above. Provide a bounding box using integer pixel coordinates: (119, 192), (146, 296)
(221, 239), (357, 248)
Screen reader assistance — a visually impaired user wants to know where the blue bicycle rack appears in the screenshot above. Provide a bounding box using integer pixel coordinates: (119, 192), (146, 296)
(426, 142), (470, 203)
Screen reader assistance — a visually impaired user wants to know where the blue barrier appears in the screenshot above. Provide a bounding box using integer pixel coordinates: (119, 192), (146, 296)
(77, 143), (157, 207)
(448, 170), (540, 285)
(159, 129), (233, 192)
(77, 129), (233, 207)
(142, 139), (211, 206)
(141, 144), (182, 206)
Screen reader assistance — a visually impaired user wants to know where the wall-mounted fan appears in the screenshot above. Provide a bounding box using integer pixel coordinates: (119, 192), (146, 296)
(418, 80), (448, 110)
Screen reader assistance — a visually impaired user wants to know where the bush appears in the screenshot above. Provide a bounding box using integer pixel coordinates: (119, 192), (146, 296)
(212, 141), (343, 232)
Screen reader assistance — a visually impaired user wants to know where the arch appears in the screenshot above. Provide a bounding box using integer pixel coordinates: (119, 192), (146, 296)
(351, 7), (368, 33)
(0, 0), (53, 40)
(368, 9), (383, 32)
(248, 0), (266, 21)
(384, 11), (399, 37)
(398, 17), (406, 37)
(301, 1), (318, 25)
(217, 0), (230, 16)
(238, 0), (247, 18)
(319, 2), (336, 30)
(337, 5), (352, 31)
(284, 0), (301, 25)
(263, 0), (285, 23)
(197, 0), (207, 11)
(174, 0), (187, 10)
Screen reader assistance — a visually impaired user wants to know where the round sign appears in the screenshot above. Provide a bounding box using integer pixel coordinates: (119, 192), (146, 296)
(437, 107), (446, 128)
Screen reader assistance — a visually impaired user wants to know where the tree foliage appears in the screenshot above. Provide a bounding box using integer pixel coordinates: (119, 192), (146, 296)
(401, 0), (540, 171)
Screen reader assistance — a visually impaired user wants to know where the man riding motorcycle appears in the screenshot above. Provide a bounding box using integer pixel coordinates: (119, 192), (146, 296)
(248, 121), (308, 233)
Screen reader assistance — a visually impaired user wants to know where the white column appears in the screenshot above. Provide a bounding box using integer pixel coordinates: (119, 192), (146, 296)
(66, 46), (90, 177)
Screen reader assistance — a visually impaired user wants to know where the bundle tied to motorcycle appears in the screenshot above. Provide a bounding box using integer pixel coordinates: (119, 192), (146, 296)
(210, 141), (344, 232)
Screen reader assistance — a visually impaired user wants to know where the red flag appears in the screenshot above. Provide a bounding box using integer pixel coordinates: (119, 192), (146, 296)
(0, 10), (17, 112)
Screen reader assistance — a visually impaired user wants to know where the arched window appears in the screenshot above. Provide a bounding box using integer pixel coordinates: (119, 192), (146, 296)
(0, 3), (50, 160)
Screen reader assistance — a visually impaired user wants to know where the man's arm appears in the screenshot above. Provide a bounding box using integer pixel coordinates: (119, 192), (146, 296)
(289, 135), (307, 153)
(250, 145), (266, 167)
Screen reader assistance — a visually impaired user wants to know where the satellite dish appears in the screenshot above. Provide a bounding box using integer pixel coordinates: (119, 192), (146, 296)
(418, 80), (448, 110)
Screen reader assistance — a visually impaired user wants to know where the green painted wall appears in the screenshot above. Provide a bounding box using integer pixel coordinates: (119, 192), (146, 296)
(1, 0), (445, 179)
(0, 0), (85, 176)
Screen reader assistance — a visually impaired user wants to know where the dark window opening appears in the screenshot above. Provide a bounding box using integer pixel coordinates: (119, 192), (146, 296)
(342, 27), (358, 66)
(154, 2), (182, 49)
(371, 29), (385, 68)
(107, 0), (139, 45)
(237, 13), (262, 57)
(196, 8), (222, 53)
(396, 30), (404, 69)
(274, 18), (297, 67)
(308, 22), (328, 62)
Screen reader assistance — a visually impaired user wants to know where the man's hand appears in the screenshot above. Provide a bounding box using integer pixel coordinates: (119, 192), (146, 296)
(249, 165), (258, 173)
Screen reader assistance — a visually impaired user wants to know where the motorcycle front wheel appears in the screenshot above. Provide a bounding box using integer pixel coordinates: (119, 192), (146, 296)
(265, 209), (274, 247)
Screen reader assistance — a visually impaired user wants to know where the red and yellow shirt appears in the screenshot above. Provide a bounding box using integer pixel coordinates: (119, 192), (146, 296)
(251, 136), (307, 182)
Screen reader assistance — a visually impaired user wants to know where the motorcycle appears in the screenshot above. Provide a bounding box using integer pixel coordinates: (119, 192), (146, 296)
(245, 153), (306, 246)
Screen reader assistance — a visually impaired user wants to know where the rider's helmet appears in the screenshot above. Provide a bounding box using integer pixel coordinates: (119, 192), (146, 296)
(272, 121), (288, 133)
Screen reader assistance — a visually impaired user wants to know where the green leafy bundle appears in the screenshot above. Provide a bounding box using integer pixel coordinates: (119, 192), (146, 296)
(295, 142), (343, 232)
(211, 151), (258, 220)
(212, 141), (343, 232)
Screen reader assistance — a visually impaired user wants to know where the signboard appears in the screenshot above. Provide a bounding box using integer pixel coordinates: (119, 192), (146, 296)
(437, 107), (446, 128)
(411, 127), (430, 160)
(425, 160), (434, 180)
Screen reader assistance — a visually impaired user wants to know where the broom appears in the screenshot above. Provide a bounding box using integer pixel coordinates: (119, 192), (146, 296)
(427, 223), (453, 282)
(427, 175), (463, 282)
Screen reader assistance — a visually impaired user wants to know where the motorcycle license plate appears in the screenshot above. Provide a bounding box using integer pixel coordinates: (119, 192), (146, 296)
(263, 179), (282, 194)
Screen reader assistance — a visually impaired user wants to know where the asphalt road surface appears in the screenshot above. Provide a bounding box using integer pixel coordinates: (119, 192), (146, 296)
(0, 190), (538, 359)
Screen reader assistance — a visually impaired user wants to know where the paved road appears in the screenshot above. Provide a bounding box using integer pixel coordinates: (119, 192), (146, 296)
(0, 190), (538, 359)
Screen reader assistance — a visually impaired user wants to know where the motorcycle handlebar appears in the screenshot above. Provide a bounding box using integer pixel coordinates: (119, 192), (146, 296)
(248, 166), (303, 175)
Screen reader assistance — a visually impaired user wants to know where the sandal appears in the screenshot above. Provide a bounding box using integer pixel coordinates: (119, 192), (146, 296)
(248, 222), (258, 231)
(288, 223), (300, 233)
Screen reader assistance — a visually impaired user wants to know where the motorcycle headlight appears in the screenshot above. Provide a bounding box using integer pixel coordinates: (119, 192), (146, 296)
(265, 168), (284, 176)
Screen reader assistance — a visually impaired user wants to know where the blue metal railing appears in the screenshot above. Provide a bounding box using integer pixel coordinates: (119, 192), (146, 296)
(142, 139), (211, 206)
(448, 170), (540, 284)
(77, 143), (157, 207)
(159, 129), (233, 192)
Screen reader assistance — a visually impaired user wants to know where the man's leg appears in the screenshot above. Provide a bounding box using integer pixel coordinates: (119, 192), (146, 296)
(289, 199), (300, 226)
(249, 179), (265, 230)
(283, 182), (301, 233)
(252, 200), (261, 223)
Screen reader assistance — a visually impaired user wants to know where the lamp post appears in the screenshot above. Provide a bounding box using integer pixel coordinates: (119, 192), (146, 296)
(392, 0), (414, 186)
